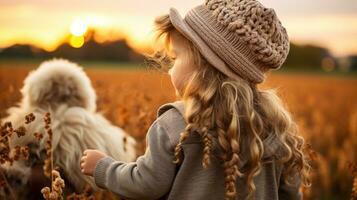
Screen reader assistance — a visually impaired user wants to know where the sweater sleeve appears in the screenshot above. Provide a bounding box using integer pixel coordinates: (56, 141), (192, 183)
(93, 120), (177, 200)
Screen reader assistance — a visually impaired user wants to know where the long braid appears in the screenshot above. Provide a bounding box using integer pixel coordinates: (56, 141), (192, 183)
(201, 126), (213, 168)
(173, 126), (191, 164)
(218, 82), (243, 199)
(174, 77), (216, 168)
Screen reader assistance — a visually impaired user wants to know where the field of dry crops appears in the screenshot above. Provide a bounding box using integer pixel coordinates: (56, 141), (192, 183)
(0, 61), (356, 200)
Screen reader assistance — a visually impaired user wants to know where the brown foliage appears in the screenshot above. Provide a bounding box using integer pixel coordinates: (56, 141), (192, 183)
(0, 64), (356, 199)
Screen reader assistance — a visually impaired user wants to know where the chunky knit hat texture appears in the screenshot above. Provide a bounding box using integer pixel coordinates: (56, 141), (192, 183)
(169, 0), (290, 83)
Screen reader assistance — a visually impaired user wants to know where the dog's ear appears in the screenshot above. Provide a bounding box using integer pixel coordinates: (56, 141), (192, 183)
(21, 58), (97, 112)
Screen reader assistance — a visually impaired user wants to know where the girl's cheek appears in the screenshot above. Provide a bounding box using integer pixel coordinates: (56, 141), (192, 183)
(169, 58), (191, 92)
(170, 68), (180, 91)
(170, 64), (184, 92)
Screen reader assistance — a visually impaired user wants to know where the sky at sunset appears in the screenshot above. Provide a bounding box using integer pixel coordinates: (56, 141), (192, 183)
(0, 0), (356, 57)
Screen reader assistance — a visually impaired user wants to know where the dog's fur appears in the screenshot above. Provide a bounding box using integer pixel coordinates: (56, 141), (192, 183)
(1, 59), (136, 198)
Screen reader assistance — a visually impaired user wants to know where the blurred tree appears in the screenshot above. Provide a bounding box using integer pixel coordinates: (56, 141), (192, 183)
(53, 29), (144, 62)
(283, 43), (332, 70)
(348, 55), (357, 71)
(0, 44), (48, 58)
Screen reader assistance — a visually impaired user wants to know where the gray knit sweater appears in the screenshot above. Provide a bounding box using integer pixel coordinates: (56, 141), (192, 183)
(94, 100), (302, 200)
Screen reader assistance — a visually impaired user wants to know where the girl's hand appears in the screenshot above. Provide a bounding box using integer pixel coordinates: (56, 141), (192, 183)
(80, 149), (107, 176)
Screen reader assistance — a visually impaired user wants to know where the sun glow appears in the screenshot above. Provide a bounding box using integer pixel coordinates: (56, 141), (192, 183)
(70, 19), (88, 36)
(69, 18), (88, 48)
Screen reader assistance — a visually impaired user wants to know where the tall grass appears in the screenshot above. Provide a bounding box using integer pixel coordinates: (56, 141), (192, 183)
(0, 65), (356, 199)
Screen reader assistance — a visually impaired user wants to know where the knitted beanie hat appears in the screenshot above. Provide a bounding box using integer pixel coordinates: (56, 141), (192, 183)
(169, 0), (290, 83)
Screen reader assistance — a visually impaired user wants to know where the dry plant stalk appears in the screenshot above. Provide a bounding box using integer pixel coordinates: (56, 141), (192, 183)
(41, 170), (65, 200)
(348, 162), (357, 200)
(0, 113), (35, 164)
(1, 112), (97, 200)
(41, 112), (65, 200)
(0, 113), (36, 200)
(352, 176), (357, 200)
(43, 112), (53, 178)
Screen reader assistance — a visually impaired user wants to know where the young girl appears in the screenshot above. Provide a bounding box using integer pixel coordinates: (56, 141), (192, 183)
(80, 0), (310, 199)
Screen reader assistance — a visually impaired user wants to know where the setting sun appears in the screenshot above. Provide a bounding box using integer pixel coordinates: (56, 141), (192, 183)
(69, 19), (88, 48)
(69, 35), (84, 48)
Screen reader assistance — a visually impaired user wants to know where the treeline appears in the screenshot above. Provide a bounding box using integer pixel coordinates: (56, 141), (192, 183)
(283, 43), (357, 72)
(0, 30), (144, 63)
(0, 31), (356, 72)
(284, 43), (331, 69)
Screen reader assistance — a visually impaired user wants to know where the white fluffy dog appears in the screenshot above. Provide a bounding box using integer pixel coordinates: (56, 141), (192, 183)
(1, 59), (136, 198)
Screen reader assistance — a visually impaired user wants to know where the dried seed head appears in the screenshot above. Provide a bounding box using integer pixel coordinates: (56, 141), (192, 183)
(14, 126), (26, 137)
(25, 113), (36, 124)
(52, 170), (60, 179)
(21, 146), (30, 160)
(41, 187), (51, 199)
(41, 170), (65, 200)
(34, 132), (44, 141)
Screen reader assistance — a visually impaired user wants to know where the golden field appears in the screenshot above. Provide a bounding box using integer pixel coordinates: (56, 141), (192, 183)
(0, 61), (356, 200)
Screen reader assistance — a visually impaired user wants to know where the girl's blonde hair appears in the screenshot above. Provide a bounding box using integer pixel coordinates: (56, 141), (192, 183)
(149, 14), (311, 199)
